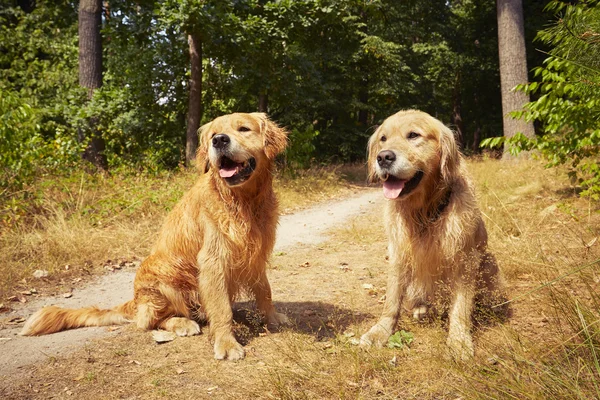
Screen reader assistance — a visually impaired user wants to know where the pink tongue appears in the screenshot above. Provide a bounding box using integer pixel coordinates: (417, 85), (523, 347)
(219, 167), (238, 178)
(383, 179), (406, 199)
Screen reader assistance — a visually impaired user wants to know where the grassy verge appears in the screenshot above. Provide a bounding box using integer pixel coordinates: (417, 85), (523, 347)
(0, 164), (368, 299)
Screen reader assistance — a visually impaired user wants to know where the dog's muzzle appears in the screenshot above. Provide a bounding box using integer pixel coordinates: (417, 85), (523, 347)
(218, 156), (256, 186)
(376, 150), (423, 200)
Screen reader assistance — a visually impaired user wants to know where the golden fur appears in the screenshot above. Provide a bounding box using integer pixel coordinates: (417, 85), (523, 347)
(20, 113), (289, 361)
(359, 110), (500, 359)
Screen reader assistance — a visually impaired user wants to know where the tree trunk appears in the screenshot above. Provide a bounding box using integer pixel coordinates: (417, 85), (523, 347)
(358, 78), (368, 127)
(451, 72), (464, 150)
(78, 0), (107, 169)
(258, 92), (268, 113)
(497, 0), (535, 159)
(185, 33), (202, 167)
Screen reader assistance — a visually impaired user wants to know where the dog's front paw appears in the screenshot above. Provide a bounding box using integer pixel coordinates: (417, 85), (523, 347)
(446, 335), (474, 361)
(214, 334), (245, 361)
(266, 311), (290, 328)
(412, 305), (428, 321)
(359, 324), (391, 348)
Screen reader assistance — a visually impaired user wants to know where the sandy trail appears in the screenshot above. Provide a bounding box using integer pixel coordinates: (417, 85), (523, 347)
(0, 189), (381, 377)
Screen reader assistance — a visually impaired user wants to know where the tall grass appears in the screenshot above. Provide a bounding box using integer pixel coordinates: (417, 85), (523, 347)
(0, 164), (367, 298)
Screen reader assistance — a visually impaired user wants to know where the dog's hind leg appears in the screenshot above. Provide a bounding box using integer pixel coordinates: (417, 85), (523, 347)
(156, 284), (200, 336)
(159, 317), (201, 336)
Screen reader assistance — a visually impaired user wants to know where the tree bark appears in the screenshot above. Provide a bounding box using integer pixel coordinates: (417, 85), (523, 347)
(497, 0), (535, 159)
(78, 0), (107, 169)
(258, 92), (268, 113)
(451, 72), (464, 150)
(185, 33), (202, 167)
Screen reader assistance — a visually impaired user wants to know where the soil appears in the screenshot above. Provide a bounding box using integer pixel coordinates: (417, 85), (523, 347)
(0, 188), (381, 379)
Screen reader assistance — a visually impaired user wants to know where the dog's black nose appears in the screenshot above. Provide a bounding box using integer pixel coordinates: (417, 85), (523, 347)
(212, 134), (230, 149)
(377, 150), (396, 167)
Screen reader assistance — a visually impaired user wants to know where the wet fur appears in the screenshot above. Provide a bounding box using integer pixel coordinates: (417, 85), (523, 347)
(360, 110), (500, 359)
(20, 113), (289, 361)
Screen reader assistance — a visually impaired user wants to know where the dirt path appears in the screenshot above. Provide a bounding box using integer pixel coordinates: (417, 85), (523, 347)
(0, 189), (381, 378)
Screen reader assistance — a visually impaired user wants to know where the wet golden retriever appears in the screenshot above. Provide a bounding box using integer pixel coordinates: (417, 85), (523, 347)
(360, 110), (500, 359)
(20, 112), (289, 360)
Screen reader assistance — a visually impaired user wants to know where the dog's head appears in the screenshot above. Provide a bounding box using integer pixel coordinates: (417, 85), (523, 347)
(196, 113), (288, 187)
(367, 110), (460, 200)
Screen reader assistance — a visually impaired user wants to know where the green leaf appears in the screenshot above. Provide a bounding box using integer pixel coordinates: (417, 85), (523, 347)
(387, 330), (414, 349)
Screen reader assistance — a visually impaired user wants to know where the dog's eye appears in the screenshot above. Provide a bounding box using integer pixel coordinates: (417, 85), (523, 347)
(380, 135), (387, 142)
(407, 131), (421, 139)
(238, 126), (251, 132)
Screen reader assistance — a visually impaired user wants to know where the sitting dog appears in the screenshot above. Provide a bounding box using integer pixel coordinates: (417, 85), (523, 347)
(360, 110), (500, 359)
(21, 113), (290, 361)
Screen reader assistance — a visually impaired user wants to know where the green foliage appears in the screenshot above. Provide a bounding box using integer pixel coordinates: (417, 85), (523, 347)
(0, 89), (42, 190)
(285, 125), (320, 169)
(506, 0), (600, 199)
(387, 330), (414, 349)
(0, 0), (542, 184)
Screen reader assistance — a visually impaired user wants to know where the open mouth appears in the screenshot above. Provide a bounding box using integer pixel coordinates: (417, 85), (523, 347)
(381, 171), (424, 199)
(218, 156), (256, 186)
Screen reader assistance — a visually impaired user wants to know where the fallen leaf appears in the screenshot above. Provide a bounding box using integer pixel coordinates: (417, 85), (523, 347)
(8, 317), (25, 324)
(33, 270), (49, 279)
(362, 283), (374, 290)
(152, 330), (176, 343)
(63, 292), (73, 298)
(176, 368), (185, 375)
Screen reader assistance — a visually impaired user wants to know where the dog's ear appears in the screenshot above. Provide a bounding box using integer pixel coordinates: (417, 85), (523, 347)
(366, 126), (381, 183)
(439, 123), (460, 185)
(252, 113), (288, 159)
(195, 122), (212, 174)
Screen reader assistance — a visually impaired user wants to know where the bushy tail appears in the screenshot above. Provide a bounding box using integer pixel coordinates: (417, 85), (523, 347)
(19, 300), (136, 336)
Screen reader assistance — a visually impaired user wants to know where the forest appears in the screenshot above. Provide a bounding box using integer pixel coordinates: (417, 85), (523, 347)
(1, 1), (598, 195)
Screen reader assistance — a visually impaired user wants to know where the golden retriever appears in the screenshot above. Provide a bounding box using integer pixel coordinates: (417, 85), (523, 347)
(20, 112), (289, 361)
(359, 110), (500, 359)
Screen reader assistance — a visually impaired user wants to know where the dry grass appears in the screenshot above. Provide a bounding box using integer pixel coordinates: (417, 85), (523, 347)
(2, 158), (600, 399)
(0, 164), (367, 299)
